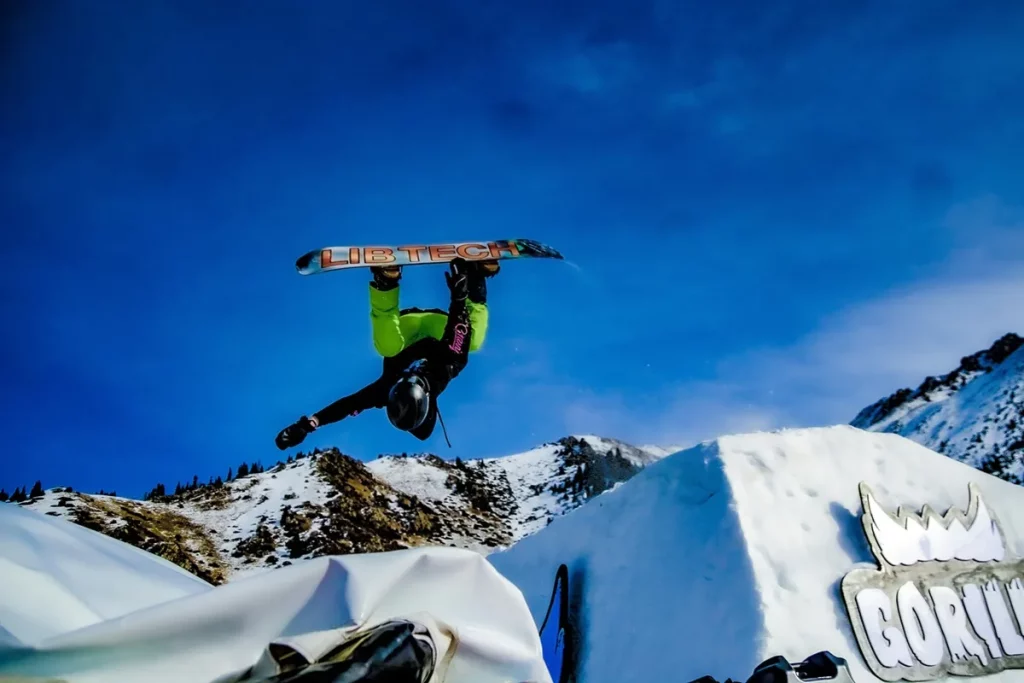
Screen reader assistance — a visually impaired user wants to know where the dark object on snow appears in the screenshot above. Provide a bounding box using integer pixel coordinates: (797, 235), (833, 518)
(224, 619), (435, 683)
(690, 651), (855, 683)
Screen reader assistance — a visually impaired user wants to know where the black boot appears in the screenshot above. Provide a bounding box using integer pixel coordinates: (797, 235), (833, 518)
(370, 266), (402, 291)
(466, 260), (498, 304)
(276, 416), (316, 450)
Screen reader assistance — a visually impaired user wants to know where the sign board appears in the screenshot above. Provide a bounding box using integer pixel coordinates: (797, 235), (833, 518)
(841, 482), (1024, 681)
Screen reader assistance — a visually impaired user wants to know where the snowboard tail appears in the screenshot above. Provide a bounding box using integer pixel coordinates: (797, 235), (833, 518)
(296, 238), (562, 275)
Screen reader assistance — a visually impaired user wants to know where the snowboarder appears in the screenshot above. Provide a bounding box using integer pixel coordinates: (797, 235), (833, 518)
(275, 257), (499, 450)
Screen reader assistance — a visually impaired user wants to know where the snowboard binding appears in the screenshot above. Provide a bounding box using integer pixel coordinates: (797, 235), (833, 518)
(370, 266), (402, 291)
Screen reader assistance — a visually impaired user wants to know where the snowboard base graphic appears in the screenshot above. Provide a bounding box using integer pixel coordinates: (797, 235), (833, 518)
(296, 238), (562, 275)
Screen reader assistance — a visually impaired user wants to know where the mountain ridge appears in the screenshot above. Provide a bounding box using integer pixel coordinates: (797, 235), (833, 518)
(851, 331), (1024, 484)
(14, 434), (669, 583)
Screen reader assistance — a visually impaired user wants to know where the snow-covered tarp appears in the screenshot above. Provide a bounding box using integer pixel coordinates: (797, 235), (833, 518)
(0, 503), (550, 683)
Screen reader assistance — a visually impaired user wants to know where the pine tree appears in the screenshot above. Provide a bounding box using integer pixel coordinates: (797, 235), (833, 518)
(0, 489), (8, 502)
(227, 467), (234, 481)
(214, 476), (223, 487)
(237, 462), (250, 478)
(174, 482), (183, 496)
(192, 475), (199, 489)
(30, 481), (44, 498)
(145, 483), (166, 500)
(287, 455), (293, 464)
(10, 487), (27, 503)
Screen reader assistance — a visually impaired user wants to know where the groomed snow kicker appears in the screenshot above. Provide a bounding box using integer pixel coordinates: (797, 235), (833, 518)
(488, 425), (1024, 683)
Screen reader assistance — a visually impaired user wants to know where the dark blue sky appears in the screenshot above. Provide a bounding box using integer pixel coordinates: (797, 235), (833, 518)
(3, 1), (1024, 498)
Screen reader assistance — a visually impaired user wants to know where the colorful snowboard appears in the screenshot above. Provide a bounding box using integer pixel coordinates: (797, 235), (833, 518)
(295, 238), (562, 275)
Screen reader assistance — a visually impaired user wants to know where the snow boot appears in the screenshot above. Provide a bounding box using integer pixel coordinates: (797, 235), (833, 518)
(370, 266), (402, 291)
(473, 260), (500, 277)
(465, 260), (497, 304)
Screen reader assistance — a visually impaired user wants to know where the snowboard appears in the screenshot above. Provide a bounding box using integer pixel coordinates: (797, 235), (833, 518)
(295, 238), (563, 276)
(539, 563), (574, 683)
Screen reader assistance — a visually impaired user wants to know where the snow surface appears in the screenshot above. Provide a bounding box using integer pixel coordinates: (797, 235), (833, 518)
(485, 444), (566, 539)
(639, 443), (689, 458)
(569, 434), (668, 467)
(7, 426), (1024, 682)
(181, 456), (334, 577)
(367, 436), (667, 548)
(489, 425), (1024, 683)
(855, 343), (1024, 481)
(0, 501), (211, 646)
(365, 455), (459, 503)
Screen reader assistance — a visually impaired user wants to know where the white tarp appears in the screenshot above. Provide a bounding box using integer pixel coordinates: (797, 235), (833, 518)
(0, 500), (213, 645)
(0, 504), (551, 683)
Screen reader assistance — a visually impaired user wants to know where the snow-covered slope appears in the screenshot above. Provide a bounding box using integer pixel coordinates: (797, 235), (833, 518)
(15, 435), (666, 582)
(489, 425), (1024, 683)
(852, 332), (1024, 483)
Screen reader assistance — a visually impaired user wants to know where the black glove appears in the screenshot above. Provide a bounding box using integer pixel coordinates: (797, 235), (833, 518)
(275, 416), (316, 450)
(445, 257), (468, 302)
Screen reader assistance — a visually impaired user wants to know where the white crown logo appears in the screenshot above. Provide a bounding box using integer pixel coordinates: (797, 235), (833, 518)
(861, 483), (1006, 567)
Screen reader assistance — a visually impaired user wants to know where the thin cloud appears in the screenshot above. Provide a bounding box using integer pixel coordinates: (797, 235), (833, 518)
(490, 197), (1024, 450)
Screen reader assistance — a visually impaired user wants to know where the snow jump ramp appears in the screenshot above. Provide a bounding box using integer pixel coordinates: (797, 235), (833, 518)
(489, 425), (1024, 683)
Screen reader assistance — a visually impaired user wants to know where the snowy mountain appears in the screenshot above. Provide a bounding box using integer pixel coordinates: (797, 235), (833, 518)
(8, 425), (1024, 683)
(851, 332), (1024, 484)
(489, 425), (1024, 683)
(13, 435), (665, 583)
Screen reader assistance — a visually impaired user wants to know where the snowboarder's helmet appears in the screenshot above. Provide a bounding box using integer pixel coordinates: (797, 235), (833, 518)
(387, 373), (430, 431)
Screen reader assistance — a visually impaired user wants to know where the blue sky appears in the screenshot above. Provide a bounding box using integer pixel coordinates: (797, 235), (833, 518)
(3, 1), (1024, 498)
